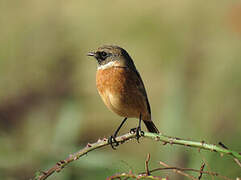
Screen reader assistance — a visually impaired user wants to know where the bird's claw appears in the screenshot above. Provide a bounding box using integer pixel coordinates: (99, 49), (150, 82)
(130, 127), (144, 143)
(108, 135), (119, 150)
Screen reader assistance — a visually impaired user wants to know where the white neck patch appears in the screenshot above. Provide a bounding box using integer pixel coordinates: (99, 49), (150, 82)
(97, 61), (116, 70)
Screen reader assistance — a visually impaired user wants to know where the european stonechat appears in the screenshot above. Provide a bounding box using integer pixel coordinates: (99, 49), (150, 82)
(87, 45), (159, 147)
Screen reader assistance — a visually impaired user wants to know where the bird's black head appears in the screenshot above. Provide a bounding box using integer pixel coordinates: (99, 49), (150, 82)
(87, 45), (136, 69)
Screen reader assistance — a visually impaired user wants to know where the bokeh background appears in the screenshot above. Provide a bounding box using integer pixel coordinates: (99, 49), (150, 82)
(0, 0), (241, 179)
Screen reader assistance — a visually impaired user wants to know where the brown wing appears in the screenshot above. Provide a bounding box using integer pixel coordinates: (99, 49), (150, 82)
(123, 67), (151, 121)
(129, 68), (159, 133)
(133, 69), (151, 115)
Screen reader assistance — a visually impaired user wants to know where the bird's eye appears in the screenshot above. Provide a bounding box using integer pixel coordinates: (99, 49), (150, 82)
(100, 51), (107, 58)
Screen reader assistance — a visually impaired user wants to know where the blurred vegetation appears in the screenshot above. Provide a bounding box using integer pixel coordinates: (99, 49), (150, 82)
(0, 0), (241, 179)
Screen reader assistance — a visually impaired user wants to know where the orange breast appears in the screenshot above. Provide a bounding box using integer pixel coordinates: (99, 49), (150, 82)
(96, 67), (151, 120)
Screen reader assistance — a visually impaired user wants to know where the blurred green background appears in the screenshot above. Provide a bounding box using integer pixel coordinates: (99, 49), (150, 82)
(0, 0), (241, 179)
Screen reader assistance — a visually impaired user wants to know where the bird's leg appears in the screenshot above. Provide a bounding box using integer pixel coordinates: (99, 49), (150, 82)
(136, 113), (144, 142)
(108, 117), (128, 150)
(130, 113), (144, 142)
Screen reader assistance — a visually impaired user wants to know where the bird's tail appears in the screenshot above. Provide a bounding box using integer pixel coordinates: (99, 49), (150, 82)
(143, 120), (159, 133)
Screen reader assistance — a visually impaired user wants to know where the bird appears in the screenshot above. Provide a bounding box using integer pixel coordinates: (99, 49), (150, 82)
(87, 45), (159, 147)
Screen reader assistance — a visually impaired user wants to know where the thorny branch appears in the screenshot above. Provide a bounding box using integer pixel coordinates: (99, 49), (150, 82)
(148, 162), (233, 180)
(34, 131), (241, 180)
(158, 161), (197, 180)
(108, 154), (233, 180)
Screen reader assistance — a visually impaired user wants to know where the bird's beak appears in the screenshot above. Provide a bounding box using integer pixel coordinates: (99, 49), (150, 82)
(87, 52), (96, 57)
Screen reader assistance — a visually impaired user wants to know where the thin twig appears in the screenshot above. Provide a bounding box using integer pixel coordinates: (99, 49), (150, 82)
(198, 163), (205, 180)
(234, 158), (241, 168)
(199, 153), (214, 180)
(159, 161), (198, 180)
(142, 162), (232, 180)
(145, 153), (151, 175)
(107, 171), (166, 180)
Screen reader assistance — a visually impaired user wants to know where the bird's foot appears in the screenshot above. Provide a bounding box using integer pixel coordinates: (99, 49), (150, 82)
(130, 127), (144, 143)
(108, 135), (119, 150)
